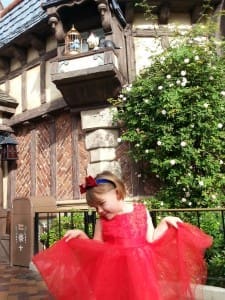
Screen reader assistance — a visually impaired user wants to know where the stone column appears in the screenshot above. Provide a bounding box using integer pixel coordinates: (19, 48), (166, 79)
(81, 107), (121, 177)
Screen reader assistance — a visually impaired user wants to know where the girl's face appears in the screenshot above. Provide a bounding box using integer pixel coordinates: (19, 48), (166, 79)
(91, 189), (123, 219)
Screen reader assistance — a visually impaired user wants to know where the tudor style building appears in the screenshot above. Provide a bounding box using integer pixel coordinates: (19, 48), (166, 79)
(0, 0), (224, 263)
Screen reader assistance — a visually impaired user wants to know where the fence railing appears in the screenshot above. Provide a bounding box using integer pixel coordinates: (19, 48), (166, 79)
(34, 207), (225, 288)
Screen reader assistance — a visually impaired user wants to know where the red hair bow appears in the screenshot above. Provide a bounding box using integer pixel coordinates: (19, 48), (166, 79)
(79, 176), (97, 194)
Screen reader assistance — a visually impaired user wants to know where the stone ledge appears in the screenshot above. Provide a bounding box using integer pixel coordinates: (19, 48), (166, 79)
(194, 284), (225, 300)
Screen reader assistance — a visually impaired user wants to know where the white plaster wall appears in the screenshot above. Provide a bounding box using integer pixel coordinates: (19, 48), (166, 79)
(26, 65), (41, 109)
(9, 75), (22, 114)
(27, 48), (39, 63)
(0, 83), (6, 91)
(134, 37), (163, 74)
(133, 13), (192, 74)
(45, 60), (62, 102)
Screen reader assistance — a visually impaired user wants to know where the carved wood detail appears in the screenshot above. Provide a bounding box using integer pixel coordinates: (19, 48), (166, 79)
(95, 0), (112, 33)
(48, 15), (66, 43)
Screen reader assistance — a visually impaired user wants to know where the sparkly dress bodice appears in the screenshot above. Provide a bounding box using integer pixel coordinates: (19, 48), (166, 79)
(101, 204), (147, 247)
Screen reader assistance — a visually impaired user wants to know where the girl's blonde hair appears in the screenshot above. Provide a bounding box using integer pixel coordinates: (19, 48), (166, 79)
(86, 171), (126, 206)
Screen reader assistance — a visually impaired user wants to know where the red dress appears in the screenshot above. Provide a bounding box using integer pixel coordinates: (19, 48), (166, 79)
(32, 204), (212, 300)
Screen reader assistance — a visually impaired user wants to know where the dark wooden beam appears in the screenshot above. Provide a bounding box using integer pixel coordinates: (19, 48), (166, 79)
(7, 98), (67, 127)
(0, 58), (10, 73)
(158, 4), (170, 24)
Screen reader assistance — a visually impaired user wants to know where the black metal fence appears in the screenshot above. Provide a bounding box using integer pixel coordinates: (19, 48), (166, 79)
(34, 207), (225, 288)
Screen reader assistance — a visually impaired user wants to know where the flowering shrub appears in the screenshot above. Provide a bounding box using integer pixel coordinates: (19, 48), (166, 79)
(110, 23), (225, 208)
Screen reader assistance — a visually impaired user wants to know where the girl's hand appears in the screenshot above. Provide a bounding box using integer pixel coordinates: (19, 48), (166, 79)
(64, 229), (88, 242)
(163, 216), (183, 228)
(152, 216), (183, 241)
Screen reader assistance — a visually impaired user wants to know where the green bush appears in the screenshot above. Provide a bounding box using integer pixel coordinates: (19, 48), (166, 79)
(40, 211), (88, 247)
(110, 21), (225, 209)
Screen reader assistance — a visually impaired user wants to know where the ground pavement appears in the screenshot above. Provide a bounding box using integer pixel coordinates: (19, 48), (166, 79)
(0, 263), (54, 300)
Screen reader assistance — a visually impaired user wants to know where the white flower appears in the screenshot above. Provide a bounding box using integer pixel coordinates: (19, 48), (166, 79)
(180, 141), (187, 147)
(145, 149), (150, 153)
(190, 124), (195, 128)
(119, 94), (123, 98)
(144, 99), (149, 104)
(176, 80), (181, 85)
(122, 96), (127, 101)
(135, 143), (140, 147)
(166, 74), (171, 79)
(209, 76), (214, 80)
(181, 198), (186, 202)
(157, 140), (162, 146)
(211, 194), (217, 200)
(161, 109), (167, 115)
(181, 70), (186, 76)
(218, 123), (223, 129)
(220, 160), (224, 164)
(184, 58), (190, 64)
(158, 85), (163, 90)
(181, 81), (186, 87)
(203, 103), (209, 108)
(126, 84), (132, 91)
(137, 173), (142, 178)
(170, 159), (176, 165)
(117, 138), (122, 143)
(160, 201), (164, 206)
(194, 55), (199, 61)
(188, 202), (192, 206)
(220, 91), (225, 96)
(169, 83), (174, 87)
(199, 181), (204, 186)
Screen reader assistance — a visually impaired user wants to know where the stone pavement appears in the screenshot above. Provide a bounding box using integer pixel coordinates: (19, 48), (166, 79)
(0, 263), (54, 299)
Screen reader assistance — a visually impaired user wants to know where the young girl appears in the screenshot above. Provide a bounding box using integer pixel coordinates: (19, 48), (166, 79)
(33, 171), (212, 300)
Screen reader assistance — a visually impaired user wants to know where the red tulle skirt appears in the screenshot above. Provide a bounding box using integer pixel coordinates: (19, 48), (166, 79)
(33, 222), (212, 300)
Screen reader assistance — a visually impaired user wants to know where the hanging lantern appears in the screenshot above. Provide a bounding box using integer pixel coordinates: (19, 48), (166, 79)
(0, 134), (18, 161)
(65, 25), (82, 55)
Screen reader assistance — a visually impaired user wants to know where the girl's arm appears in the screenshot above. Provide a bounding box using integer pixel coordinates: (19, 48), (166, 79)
(64, 229), (89, 242)
(146, 210), (182, 242)
(93, 219), (103, 241)
(64, 219), (103, 242)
